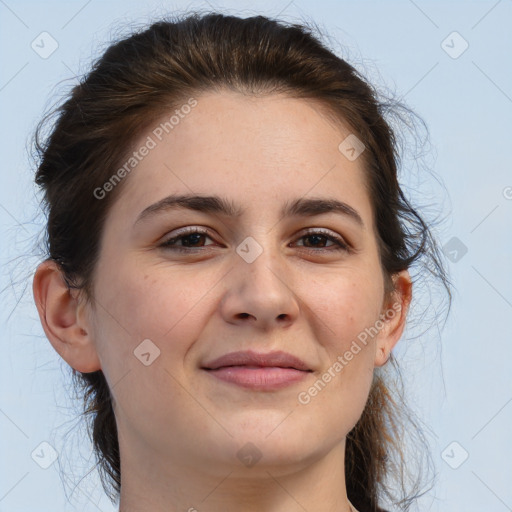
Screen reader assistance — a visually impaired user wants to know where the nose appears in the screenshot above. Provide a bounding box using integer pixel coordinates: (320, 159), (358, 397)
(219, 240), (300, 330)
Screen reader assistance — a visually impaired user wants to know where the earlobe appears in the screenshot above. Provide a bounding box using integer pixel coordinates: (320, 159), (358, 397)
(374, 270), (412, 368)
(33, 260), (101, 373)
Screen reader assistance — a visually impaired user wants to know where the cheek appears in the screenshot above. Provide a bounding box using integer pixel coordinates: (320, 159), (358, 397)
(304, 267), (384, 350)
(299, 268), (383, 408)
(89, 261), (218, 427)
(91, 260), (222, 364)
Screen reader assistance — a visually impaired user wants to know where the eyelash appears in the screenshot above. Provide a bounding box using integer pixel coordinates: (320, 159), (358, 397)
(160, 227), (350, 253)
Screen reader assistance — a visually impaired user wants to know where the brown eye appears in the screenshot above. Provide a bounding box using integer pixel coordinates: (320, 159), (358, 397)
(293, 229), (349, 252)
(160, 228), (216, 251)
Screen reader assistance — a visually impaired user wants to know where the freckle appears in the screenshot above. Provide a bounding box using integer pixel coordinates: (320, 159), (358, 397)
(144, 275), (148, 280)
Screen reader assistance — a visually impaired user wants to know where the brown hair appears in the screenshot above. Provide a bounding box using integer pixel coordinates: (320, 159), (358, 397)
(34, 12), (451, 511)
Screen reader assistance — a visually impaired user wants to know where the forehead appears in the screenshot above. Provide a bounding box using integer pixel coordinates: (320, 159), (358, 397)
(110, 90), (373, 226)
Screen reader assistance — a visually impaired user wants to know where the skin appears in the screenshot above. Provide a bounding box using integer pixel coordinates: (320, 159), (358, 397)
(33, 90), (412, 512)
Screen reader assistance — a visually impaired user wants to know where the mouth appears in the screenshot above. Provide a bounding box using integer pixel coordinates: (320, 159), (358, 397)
(201, 350), (313, 391)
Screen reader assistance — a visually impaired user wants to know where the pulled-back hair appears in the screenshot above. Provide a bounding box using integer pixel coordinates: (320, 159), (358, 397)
(34, 12), (450, 511)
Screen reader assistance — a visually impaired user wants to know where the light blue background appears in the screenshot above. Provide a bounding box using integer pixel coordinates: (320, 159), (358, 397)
(1, 1), (511, 511)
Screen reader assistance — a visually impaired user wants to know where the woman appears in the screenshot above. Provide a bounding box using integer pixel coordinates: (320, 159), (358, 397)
(32, 12), (450, 512)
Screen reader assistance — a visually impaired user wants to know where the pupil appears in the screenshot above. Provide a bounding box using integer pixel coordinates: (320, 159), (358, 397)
(306, 235), (324, 247)
(183, 233), (204, 247)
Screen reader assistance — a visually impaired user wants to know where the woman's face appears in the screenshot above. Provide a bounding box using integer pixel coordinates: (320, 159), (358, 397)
(66, 91), (409, 479)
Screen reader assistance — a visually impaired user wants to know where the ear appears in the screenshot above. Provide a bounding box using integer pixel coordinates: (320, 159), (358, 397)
(33, 259), (101, 373)
(374, 270), (412, 368)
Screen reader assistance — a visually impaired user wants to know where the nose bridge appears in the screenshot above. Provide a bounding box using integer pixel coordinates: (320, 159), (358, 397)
(220, 229), (299, 326)
(236, 231), (287, 289)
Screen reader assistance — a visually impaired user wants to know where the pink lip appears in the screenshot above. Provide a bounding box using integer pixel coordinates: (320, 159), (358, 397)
(201, 350), (312, 391)
(205, 366), (309, 390)
(202, 350), (311, 371)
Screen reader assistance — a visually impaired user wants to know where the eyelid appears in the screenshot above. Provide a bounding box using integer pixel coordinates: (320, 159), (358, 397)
(297, 226), (349, 244)
(159, 225), (352, 252)
(160, 226), (215, 246)
(293, 227), (351, 252)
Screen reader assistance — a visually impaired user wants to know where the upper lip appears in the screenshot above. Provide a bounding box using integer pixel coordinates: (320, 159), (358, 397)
(202, 350), (312, 371)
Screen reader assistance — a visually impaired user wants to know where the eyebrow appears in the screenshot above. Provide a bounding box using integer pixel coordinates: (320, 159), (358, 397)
(135, 194), (364, 227)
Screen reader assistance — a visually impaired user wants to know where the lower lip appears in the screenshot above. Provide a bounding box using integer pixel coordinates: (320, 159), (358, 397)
(204, 366), (310, 390)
